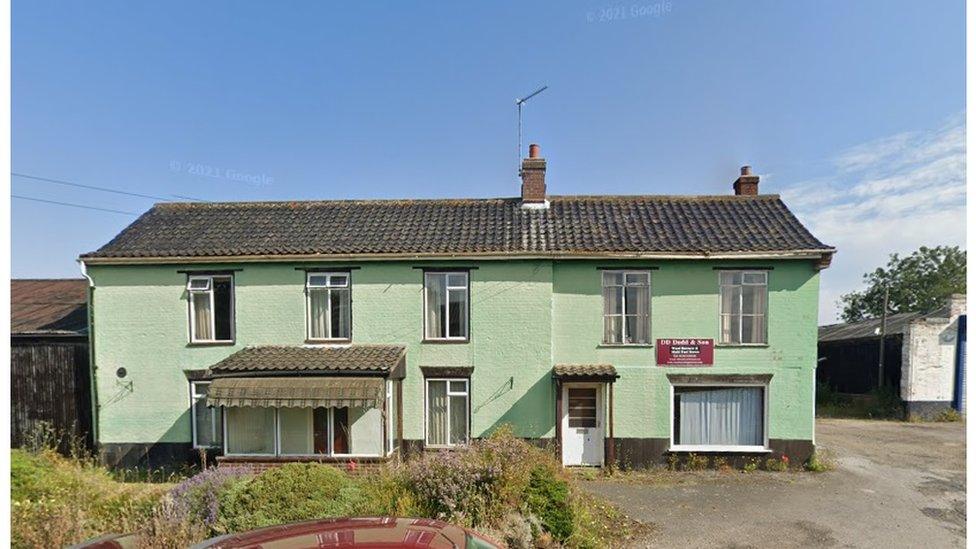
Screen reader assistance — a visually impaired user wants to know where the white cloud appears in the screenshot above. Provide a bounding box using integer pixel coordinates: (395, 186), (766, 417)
(777, 113), (966, 324)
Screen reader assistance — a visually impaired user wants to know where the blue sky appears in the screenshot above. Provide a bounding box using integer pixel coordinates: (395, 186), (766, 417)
(12, 1), (965, 322)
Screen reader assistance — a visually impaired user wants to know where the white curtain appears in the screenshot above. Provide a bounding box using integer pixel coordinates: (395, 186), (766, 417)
(278, 408), (312, 455)
(192, 292), (213, 340)
(426, 275), (446, 339)
(677, 387), (763, 446)
(226, 407), (275, 454)
(309, 290), (328, 338)
(427, 381), (448, 444)
(603, 284), (622, 344)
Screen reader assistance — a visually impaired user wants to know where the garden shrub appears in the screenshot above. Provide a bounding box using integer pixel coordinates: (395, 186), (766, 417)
(525, 464), (574, 542)
(218, 463), (364, 532)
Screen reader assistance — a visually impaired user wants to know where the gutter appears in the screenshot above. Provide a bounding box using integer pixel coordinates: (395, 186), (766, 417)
(79, 248), (837, 266)
(78, 260), (99, 450)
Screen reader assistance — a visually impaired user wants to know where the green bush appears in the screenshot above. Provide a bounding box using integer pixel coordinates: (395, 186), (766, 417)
(525, 465), (574, 541)
(218, 463), (364, 532)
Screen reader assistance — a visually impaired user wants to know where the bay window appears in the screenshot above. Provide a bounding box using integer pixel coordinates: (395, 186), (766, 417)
(719, 271), (768, 344)
(425, 379), (469, 447)
(187, 275), (234, 343)
(602, 271), (650, 344)
(671, 385), (766, 451)
(306, 272), (352, 341)
(424, 272), (468, 341)
(223, 406), (377, 457)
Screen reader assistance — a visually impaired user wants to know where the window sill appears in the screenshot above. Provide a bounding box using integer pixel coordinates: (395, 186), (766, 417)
(668, 445), (771, 453)
(218, 454), (389, 463)
(714, 343), (769, 348)
(304, 339), (352, 346)
(187, 341), (236, 347)
(422, 339), (470, 345)
(597, 343), (654, 348)
(424, 443), (470, 451)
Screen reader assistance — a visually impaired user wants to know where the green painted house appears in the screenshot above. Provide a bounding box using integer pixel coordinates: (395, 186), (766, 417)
(80, 146), (834, 469)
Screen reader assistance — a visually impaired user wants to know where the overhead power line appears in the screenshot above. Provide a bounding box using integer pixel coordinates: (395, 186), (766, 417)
(12, 194), (138, 216)
(11, 172), (206, 202)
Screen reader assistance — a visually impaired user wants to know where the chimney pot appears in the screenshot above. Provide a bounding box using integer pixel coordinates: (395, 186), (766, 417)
(733, 165), (760, 196)
(521, 143), (547, 204)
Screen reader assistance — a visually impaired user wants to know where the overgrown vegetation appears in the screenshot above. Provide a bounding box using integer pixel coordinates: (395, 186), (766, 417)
(12, 425), (645, 548)
(816, 381), (904, 419)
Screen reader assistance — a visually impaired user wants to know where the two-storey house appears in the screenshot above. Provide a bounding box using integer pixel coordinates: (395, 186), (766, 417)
(80, 145), (834, 469)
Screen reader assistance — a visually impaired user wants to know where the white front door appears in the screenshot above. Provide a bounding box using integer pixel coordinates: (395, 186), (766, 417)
(561, 384), (604, 466)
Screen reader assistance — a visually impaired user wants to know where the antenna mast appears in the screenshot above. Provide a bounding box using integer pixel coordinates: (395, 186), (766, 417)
(516, 85), (548, 175)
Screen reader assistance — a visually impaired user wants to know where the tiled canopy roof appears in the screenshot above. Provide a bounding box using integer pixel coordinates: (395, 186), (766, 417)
(208, 345), (406, 378)
(553, 364), (619, 379)
(82, 195), (832, 260)
(11, 279), (88, 335)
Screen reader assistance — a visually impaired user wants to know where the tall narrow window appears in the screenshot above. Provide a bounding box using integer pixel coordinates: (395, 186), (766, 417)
(424, 272), (468, 340)
(719, 271), (768, 344)
(190, 381), (223, 448)
(425, 379), (469, 446)
(602, 271), (650, 344)
(306, 272), (352, 341)
(187, 275), (234, 343)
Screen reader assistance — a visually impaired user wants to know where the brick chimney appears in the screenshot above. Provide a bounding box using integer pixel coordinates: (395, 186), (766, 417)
(733, 165), (760, 196)
(521, 143), (547, 204)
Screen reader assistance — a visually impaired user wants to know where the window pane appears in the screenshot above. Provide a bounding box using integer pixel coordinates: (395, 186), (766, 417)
(192, 292), (213, 341)
(333, 407), (350, 454)
(226, 408), (275, 454)
(675, 387), (763, 446)
(449, 395), (468, 445)
(743, 272), (766, 284)
(568, 388), (597, 428)
(742, 284), (766, 315)
(425, 274), (446, 339)
(625, 272), (649, 285)
(447, 273), (466, 287)
(308, 290), (328, 339)
(308, 274), (329, 287)
(720, 285), (741, 316)
(603, 285), (623, 315)
(313, 408), (329, 454)
(279, 408), (312, 455)
(720, 272), (741, 285)
(603, 272), (623, 286)
(329, 274), (348, 287)
(331, 289), (351, 338)
(744, 315), (766, 344)
(188, 277), (210, 291)
(604, 316), (622, 344)
(449, 381), (466, 393)
(194, 398), (218, 447)
(448, 288), (467, 338)
(720, 314), (738, 344)
(427, 381), (448, 445)
(213, 278), (233, 341)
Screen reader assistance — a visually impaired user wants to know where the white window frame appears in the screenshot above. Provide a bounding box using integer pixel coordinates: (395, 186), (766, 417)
(187, 274), (235, 344)
(189, 381), (222, 449)
(423, 272), (469, 341)
(222, 406), (384, 459)
(718, 270), (768, 346)
(424, 378), (470, 448)
(386, 380), (395, 456)
(668, 382), (771, 453)
(601, 270), (652, 345)
(305, 272), (352, 342)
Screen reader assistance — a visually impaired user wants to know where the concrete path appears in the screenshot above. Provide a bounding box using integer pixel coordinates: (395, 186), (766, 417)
(584, 419), (965, 548)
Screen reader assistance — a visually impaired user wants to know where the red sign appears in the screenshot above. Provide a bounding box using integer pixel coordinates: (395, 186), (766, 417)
(656, 339), (714, 366)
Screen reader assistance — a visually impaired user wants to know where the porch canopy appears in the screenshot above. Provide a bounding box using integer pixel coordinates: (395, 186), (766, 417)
(208, 376), (385, 408)
(552, 364), (619, 383)
(206, 344), (406, 379)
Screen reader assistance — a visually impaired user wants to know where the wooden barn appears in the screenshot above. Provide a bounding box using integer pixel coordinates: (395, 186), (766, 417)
(10, 279), (92, 450)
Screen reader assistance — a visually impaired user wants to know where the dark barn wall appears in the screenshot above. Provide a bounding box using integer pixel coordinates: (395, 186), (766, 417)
(817, 335), (902, 394)
(10, 339), (93, 451)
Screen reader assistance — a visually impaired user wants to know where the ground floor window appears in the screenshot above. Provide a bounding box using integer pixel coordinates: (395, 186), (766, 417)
(224, 405), (381, 457)
(425, 378), (469, 447)
(672, 385), (766, 450)
(190, 381), (223, 449)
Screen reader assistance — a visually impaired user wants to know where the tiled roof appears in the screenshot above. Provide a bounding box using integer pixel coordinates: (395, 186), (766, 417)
(553, 364), (619, 379)
(11, 279), (88, 335)
(82, 195), (832, 260)
(208, 345), (406, 376)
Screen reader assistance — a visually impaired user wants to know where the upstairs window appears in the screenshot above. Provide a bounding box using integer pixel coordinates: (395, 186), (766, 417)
(719, 271), (768, 345)
(602, 271), (651, 344)
(424, 272), (468, 341)
(306, 272), (352, 341)
(187, 275), (234, 343)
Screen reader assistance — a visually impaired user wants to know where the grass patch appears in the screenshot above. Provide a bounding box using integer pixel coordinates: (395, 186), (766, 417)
(816, 382), (904, 420)
(12, 426), (645, 548)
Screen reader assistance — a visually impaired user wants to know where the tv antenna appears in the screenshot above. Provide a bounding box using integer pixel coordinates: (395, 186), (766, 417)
(516, 85), (548, 175)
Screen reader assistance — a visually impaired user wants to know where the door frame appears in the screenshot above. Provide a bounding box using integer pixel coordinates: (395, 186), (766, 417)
(560, 382), (605, 466)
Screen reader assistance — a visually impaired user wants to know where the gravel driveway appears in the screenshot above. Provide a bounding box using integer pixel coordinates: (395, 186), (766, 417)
(584, 419), (966, 548)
